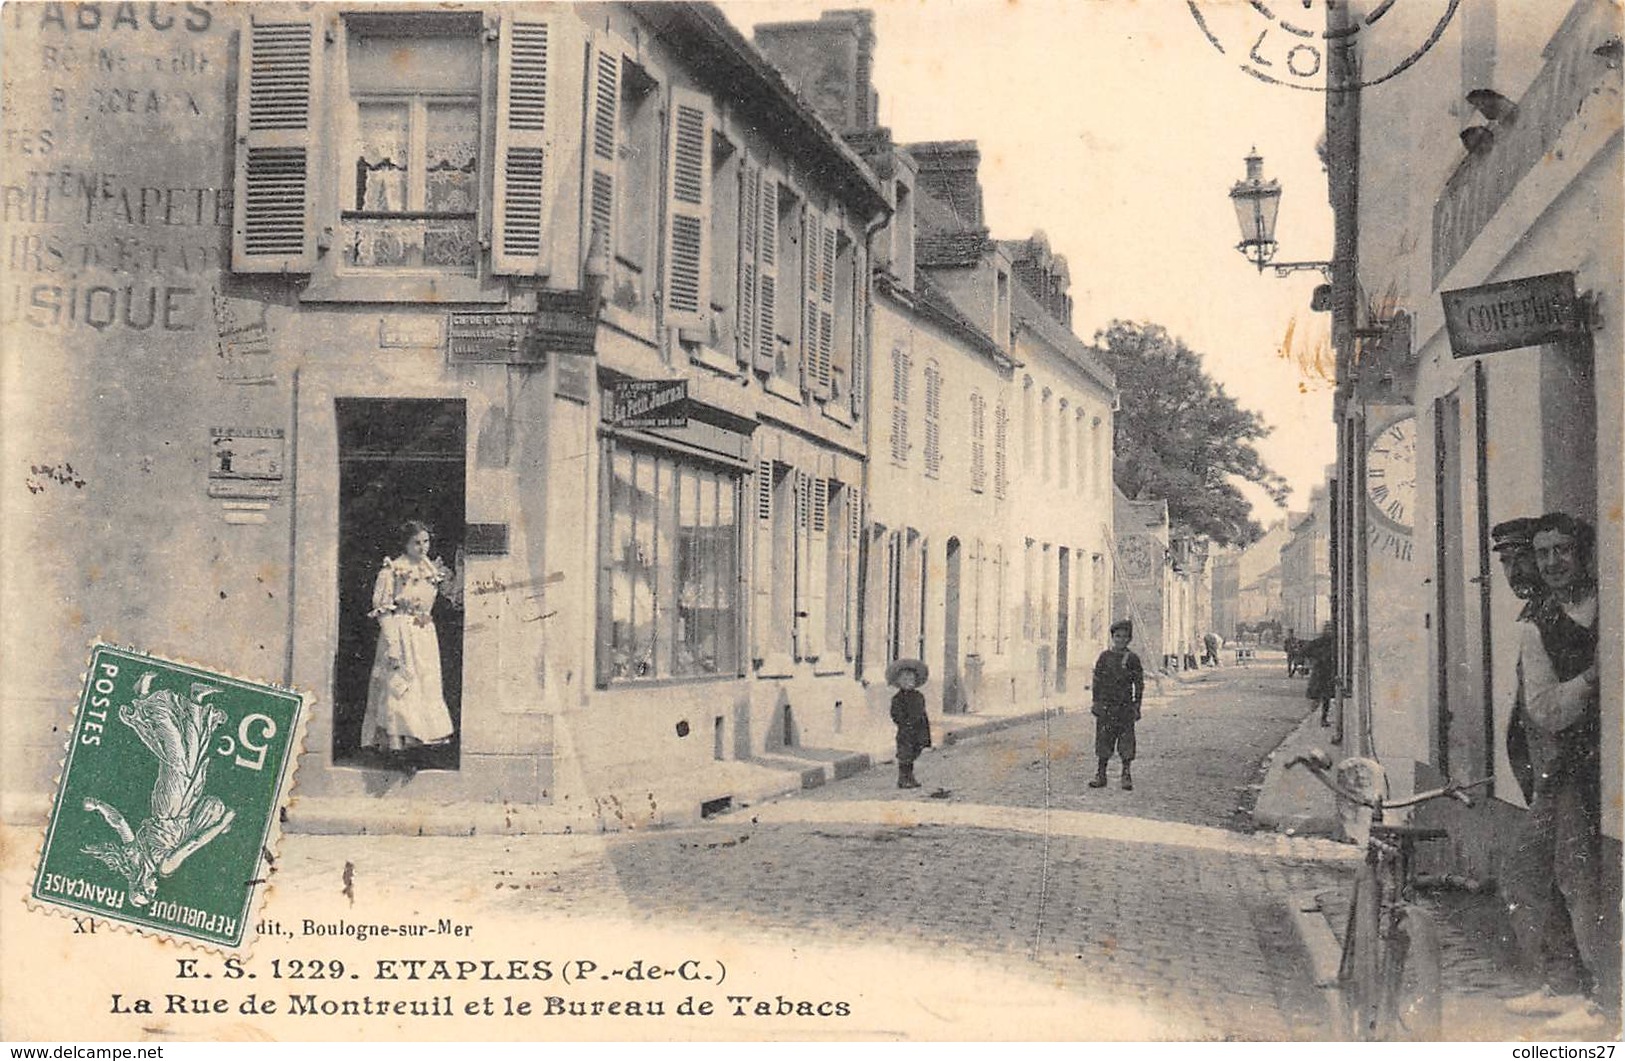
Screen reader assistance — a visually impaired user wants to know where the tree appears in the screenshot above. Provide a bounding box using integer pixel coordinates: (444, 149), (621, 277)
(1094, 320), (1289, 546)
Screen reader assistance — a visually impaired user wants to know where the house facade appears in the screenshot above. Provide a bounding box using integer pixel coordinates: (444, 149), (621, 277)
(755, 14), (1118, 721)
(1321, 0), (1620, 972)
(0, 1), (889, 830)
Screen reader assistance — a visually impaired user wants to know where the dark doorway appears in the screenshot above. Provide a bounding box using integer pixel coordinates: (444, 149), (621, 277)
(334, 398), (466, 770)
(943, 537), (963, 714)
(1056, 547), (1071, 693)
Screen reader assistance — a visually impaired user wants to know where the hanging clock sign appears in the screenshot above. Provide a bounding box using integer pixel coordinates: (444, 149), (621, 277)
(1365, 414), (1416, 561)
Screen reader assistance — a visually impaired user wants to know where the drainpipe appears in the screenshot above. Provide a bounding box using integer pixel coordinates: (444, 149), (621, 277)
(1326, 3), (1366, 756)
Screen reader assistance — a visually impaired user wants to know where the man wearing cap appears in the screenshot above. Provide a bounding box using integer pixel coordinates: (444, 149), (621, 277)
(1089, 619), (1144, 791)
(1492, 516), (1544, 805)
(1501, 513), (1614, 1032)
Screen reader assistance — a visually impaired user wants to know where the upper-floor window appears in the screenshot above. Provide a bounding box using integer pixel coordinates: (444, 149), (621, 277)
(1074, 410), (1087, 496)
(1057, 398), (1070, 489)
(233, 12), (560, 284)
(599, 51), (661, 322)
(342, 23), (482, 271)
(1041, 387), (1053, 482)
(1022, 376), (1035, 466)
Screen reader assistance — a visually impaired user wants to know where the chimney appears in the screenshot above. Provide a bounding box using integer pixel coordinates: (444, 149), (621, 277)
(753, 10), (879, 133)
(905, 141), (983, 229)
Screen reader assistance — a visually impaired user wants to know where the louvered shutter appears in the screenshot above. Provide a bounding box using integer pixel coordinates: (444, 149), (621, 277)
(750, 459), (774, 663)
(491, 16), (551, 276)
(845, 485), (862, 659)
(736, 160), (759, 368)
(923, 364), (942, 477)
(586, 37), (621, 270)
(802, 209), (821, 395)
(233, 14), (322, 273)
(664, 86), (711, 334)
(850, 242), (867, 419)
(994, 402), (1009, 499)
(754, 174), (778, 374)
(791, 471), (809, 658)
(890, 347), (909, 464)
(805, 476), (828, 660)
(817, 221), (836, 400)
(970, 393), (986, 493)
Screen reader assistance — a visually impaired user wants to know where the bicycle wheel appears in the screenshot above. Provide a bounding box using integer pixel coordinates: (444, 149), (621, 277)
(1339, 862), (1383, 1040)
(1387, 905), (1443, 1040)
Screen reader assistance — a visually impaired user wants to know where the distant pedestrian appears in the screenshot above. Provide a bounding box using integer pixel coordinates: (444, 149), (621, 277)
(1303, 621), (1337, 727)
(1202, 631), (1222, 668)
(1090, 619), (1144, 791)
(886, 658), (932, 790)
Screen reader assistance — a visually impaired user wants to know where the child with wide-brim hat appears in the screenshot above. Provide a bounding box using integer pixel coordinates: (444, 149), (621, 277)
(886, 658), (932, 789)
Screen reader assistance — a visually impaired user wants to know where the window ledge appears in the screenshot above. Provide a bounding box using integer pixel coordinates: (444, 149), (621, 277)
(301, 270), (510, 305)
(687, 343), (742, 377)
(754, 654), (795, 679)
(812, 661), (849, 677)
(820, 401), (853, 427)
(762, 373), (804, 406)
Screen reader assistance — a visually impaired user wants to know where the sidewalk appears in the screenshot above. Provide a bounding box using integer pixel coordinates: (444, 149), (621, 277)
(1250, 705), (1620, 1041)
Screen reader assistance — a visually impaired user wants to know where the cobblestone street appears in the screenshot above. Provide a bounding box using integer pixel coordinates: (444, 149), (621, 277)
(245, 663), (1362, 1040)
(583, 662), (1349, 1039)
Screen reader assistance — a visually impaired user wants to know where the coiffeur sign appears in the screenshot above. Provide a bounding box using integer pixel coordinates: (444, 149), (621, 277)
(1441, 271), (1586, 357)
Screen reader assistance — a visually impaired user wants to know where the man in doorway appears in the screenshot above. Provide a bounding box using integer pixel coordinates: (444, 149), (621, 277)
(1089, 619), (1144, 792)
(1503, 513), (1614, 1032)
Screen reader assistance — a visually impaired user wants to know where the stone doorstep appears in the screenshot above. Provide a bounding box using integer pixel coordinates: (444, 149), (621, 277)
(938, 704), (1060, 746)
(1287, 890), (1347, 1036)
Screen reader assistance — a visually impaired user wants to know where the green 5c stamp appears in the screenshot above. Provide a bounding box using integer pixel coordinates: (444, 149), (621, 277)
(31, 645), (305, 949)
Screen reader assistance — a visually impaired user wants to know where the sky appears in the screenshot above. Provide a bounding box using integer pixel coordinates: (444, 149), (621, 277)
(717, 0), (1339, 527)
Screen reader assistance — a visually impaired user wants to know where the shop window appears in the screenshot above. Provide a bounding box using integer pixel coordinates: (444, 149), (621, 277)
(601, 444), (741, 682)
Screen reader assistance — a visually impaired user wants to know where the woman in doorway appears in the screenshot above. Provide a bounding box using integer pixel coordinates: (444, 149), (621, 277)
(362, 520), (458, 767)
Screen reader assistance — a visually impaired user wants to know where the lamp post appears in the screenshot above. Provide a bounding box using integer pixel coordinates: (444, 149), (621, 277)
(1228, 149), (1332, 279)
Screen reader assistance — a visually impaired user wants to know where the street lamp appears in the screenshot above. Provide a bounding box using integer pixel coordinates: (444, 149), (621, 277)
(1229, 149), (1331, 279)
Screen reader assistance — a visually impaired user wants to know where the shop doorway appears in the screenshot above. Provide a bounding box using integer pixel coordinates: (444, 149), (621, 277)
(334, 398), (467, 770)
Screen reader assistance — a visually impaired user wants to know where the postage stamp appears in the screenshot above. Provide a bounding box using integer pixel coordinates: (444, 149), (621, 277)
(29, 644), (306, 950)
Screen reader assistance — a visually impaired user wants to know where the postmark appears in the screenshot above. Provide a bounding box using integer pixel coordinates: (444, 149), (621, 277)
(1186, 0), (1462, 91)
(30, 644), (306, 949)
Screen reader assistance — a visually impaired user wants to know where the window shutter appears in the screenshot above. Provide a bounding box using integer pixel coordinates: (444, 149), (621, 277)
(736, 160), (759, 369)
(664, 86), (711, 332)
(890, 346), (909, 464)
(586, 37), (621, 270)
(850, 243), (867, 420)
(802, 209), (820, 394)
(923, 364), (942, 478)
(751, 459), (774, 663)
(994, 402), (1009, 499)
(845, 485), (862, 659)
(805, 476), (828, 660)
(970, 392), (986, 493)
(817, 220), (836, 400)
(491, 16), (551, 276)
(791, 471), (810, 658)
(754, 174), (778, 375)
(232, 14), (322, 273)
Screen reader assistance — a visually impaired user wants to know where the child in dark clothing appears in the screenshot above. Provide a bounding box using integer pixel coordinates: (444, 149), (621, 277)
(886, 658), (932, 790)
(1090, 619), (1145, 791)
